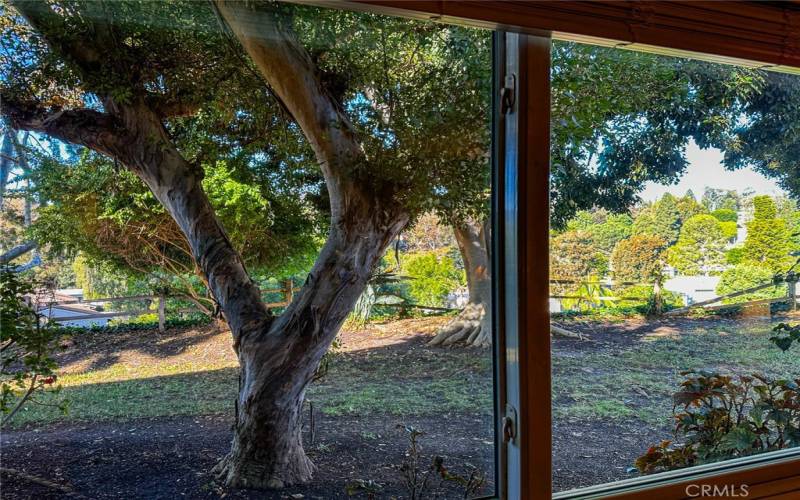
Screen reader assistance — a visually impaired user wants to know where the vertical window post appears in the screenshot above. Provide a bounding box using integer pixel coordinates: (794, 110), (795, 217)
(495, 31), (552, 499)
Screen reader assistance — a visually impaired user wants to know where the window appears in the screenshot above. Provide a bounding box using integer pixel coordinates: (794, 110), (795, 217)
(1, 2), (498, 498)
(4, 1), (799, 498)
(548, 39), (800, 498)
(494, 22), (800, 499)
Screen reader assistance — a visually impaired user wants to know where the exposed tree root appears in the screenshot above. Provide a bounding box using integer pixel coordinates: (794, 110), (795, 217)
(551, 324), (585, 340)
(428, 303), (491, 347)
(429, 306), (586, 347)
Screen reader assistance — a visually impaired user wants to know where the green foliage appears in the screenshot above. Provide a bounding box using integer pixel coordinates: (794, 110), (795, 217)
(73, 254), (144, 300)
(742, 196), (792, 273)
(632, 194), (682, 246)
(611, 234), (666, 284)
(636, 371), (800, 474)
(753, 195), (778, 220)
(716, 264), (784, 304)
(771, 323), (800, 352)
(550, 231), (608, 295)
(348, 272), (408, 327)
(567, 210), (633, 255)
(726, 247), (745, 265)
(667, 214), (728, 276)
(401, 251), (465, 308)
(722, 72), (800, 199)
(560, 279), (616, 312)
(549, 42), (762, 227)
(616, 283), (683, 312)
(712, 208), (738, 223)
(703, 188), (740, 212)
(676, 193), (708, 222)
(0, 270), (66, 426)
(719, 221), (738, 241)
(290, 7), (493, 224)
(31, 153), (321, 281)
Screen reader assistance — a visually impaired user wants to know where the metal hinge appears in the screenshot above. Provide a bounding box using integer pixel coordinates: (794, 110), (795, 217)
(502, 404), (518, 444)
(500, 73), (516, 115)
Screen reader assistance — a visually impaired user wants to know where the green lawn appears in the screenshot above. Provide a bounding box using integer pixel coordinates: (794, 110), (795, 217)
(552, 319), (800, 426)
(7, 317), (798, 432)
(7, 334), (494, 428)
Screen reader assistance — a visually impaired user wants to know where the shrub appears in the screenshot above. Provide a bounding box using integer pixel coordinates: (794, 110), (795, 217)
(712, 208), (738, 223)
(402, 250), (465, 308)
(726, 247), (745, 265)
(550, 231), (607, 296)
(611, 235), (666, 284)
(617, 284), (683, 311)
(0, 270), (67, 426)
(636, 371), (800, 474)
(743, 196), (793, 273)
(719, 221), (738, 241)
(716, 263), (785, 304)
(667, 214), (727, 276)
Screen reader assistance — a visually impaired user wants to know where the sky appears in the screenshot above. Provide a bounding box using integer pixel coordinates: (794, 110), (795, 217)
(639, 140), (785, 203)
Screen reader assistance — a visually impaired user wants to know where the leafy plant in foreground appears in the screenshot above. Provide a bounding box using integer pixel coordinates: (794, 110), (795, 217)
(771, 323), (800, 352)
(636, 371), (800, 474)
(0, 270), (67, 426)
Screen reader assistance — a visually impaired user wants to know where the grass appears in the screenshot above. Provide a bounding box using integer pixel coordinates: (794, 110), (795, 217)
(7, 316), (798, 432)
(6, 333), (494, 428)
(552, 319), (800, 426)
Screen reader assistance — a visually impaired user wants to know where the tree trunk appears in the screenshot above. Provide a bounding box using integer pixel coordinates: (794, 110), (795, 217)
(0, 242), (36, 265)
(216, 208), (407, 488)
(429, 217), (492, 347)
(0, 129), (15, 210)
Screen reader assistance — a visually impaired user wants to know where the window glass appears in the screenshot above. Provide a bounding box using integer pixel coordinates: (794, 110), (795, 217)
(550, 40), (800, 494)
(0, 2), (496, 498)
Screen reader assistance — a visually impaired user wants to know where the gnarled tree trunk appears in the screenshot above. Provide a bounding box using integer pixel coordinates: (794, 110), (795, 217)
(429, 217), (492, 347)
(211, 2), (411, 486)
(215, 203), (407, 488)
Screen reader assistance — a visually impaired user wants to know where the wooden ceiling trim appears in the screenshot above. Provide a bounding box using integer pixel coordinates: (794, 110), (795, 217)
(317, 1), (800, 70)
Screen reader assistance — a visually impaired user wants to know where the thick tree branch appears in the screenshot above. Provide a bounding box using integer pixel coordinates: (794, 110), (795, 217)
(1, 95), (124, 159)
(214, 1), (365, 213)
(0, 242), (36, 265)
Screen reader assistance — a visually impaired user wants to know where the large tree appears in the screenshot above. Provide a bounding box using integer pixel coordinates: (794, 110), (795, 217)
(1, 0), (489, 487)
(667, 214), (728, 276)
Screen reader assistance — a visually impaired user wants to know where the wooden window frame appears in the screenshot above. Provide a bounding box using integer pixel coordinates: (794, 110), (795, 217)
(291, 1), (800, 498)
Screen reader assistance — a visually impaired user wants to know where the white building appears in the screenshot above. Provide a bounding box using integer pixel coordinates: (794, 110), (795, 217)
(663, 275), (721, 305)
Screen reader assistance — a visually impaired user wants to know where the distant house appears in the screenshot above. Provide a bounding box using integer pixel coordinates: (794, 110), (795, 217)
(39, 302), (112, 328)
(664, 276), (721, 305)
(32, 288), (113, 328)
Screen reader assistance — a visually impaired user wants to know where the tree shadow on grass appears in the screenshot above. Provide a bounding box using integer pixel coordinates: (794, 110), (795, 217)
(56, 323), (233, 374)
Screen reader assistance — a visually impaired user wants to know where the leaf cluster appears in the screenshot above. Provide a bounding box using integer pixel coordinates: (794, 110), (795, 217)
(0, 269), (66, 426)
(636, 370), (800, 474)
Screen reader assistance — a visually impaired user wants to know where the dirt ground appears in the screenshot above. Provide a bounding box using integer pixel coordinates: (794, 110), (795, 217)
(1, 413), (493, 499)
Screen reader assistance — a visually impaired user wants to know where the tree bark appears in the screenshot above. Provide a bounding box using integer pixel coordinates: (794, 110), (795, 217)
(0, 242), (36, 265)
(429, 217), (492, 348)
(0, 129), (15, 210)
(212, 1), (410, 487)
(215, 204), (407, 488)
